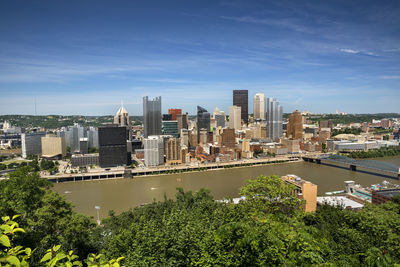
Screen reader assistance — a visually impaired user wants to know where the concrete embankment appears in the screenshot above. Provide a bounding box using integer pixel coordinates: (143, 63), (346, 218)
(43, 157), (301, 183)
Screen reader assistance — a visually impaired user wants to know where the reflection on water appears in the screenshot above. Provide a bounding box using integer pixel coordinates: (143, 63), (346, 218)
(53, 157), (400, 218)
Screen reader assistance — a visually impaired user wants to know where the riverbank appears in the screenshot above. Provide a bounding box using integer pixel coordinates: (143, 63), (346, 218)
(44, 156), (301, 183)
(343, 147), (400, 159)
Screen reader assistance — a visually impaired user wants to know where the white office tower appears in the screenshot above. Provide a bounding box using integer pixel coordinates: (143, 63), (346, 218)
(213, 107), (226, 128)
(267, 97), (283, 141)
(88, 127), (99, 149)
(253, 93), (266, 120)
(21, 132), (46, 158)
(144, 136), (164, 166)
(228, 105), (241, 130)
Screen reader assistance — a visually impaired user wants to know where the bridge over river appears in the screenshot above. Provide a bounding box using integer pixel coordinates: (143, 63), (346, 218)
(303, 154), (400, 179)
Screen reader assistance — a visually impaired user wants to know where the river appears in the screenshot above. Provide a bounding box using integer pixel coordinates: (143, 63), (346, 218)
(53, 156), (400, 219)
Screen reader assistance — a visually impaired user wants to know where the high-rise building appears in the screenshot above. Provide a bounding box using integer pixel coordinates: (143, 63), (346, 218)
(114, 105), (130, 127)
(177, 113), (188, 134)
(162, 121), (179, 137)
(199, 129), (208, 145)
(41, 135), (66, 158)
(267, 97), (283, 141)
(21, 132), (46, 158)
(114, 104), (132, 141)
(79, 138), (89, 154)
(233, 90), (248, 124)
(197, 106), (210, 144)
(287, 110), (303, 140)
(143, 96), (162, 138)
(180, 129), (189, 147)
(98, 126), (129, 168)
(228, 106), (241, 130)
(87, 127), (99, 149)
(165, 138), (181, 164)
(168, 109), (182, 121)
(213, 107), (226, 128)
(162, 114), (172, 121)
(221, 128), (235, 149)
(189, 130), (198, 148)
(144, 136), (164, 166)
(253, 93), (266, 120)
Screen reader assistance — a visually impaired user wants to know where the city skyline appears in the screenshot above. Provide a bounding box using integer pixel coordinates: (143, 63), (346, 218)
(1, 0), (400, 115)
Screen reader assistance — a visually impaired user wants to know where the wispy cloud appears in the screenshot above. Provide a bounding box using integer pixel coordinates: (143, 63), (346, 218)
(339, 48), (377, 56)
(220, 16), (314, 34)
(380, 75), (400, 79)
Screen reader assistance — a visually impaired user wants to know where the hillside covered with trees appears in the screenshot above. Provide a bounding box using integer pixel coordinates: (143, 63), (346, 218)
(1, 168), (400, 266)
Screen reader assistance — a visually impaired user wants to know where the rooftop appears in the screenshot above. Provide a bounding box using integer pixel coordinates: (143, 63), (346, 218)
(317, 196), (364, 209)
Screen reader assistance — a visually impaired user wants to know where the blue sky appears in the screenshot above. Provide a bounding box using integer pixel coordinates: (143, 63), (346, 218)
(0, 0), (399, 115)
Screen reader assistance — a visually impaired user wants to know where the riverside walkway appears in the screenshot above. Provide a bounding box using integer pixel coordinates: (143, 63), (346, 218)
(43, 156), (301, 183)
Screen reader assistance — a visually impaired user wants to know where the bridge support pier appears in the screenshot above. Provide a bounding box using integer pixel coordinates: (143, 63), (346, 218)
(350, 164), (357, 171)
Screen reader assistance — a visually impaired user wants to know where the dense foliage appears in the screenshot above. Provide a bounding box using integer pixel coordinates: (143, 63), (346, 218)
(1, 170), (400, 266)
(0, 167), (99, 265)
(344, 147), (400, 159)
(331, 127), (362, 137)
(0, 115), (143, 129)
(307, 113), (400, 125)
(99, 176), (400, 266)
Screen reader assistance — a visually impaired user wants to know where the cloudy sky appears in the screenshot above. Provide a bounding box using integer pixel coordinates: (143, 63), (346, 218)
(0, 0), (399, 115)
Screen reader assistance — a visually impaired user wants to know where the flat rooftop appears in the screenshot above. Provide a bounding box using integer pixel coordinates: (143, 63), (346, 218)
(317, 196), (364, 209)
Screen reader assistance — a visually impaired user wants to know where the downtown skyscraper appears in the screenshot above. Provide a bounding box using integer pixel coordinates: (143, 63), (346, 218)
(233, 90), (248, 124)
(197, 106), (210, 144)
(267, 97), (283, 141)
(143, 96), (162, 138)
(253, 93), (266, 120)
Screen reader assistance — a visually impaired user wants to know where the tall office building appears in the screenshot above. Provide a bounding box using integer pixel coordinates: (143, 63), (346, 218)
(87, 127), (99, 149)
(287, 110), (303, 140)
(114, 105), (130, 127)
(221, 128), (235, 149)
(41, 135), (66, 158)
(177, 113), (188, 134)
(267, 97), (283, 141)
(168, 109), (182, 121)
(21, 132), (46, 158)
(143, 135), (164, 166)
(98, 126), (129, 167)
(233, 90), (248, 124)
(213, 107), (226, 128)
(228, 106), (241, 130)
(165, 138), (181, 164)
(253, 93), (266, 120)
(162, 120), (179, 137)
(114, 104), (131, 141)
(197, 106), (210, 144)
(143, 96), (162, 138)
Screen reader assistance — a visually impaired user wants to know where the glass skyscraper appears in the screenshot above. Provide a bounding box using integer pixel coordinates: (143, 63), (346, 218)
(233, 89), (248, 124)
(143, 96), (162, 138)
(267, 97), (283, 141)
(197, 106), (210, 144)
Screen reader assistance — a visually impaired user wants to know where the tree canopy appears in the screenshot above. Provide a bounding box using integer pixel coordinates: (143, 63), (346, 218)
(1, 170), (400, 266)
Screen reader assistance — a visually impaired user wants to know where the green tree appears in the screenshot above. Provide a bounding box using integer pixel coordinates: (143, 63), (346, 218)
(0, 167), (99, 264)
(239, 175), (303, 216)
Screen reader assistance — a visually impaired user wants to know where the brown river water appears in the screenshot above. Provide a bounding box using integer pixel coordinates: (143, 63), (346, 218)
(52, 156), (400, 219)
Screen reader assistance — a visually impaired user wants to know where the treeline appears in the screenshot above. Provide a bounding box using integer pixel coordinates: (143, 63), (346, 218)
(346, 147), (400, 159)
(331, 127), (362, 137)
(0, 115), (144, 129)
(0, 158), (58, 173)
(308, 113), (400, 125)
(2, 169), (400, 265)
